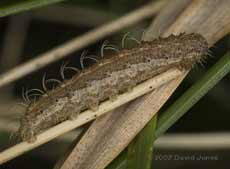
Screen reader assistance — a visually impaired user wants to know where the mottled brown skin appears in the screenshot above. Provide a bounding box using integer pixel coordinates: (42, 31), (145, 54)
(18, 33), (208, 142)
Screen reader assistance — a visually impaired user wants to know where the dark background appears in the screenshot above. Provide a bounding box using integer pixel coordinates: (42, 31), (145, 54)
(0, 0), (229, 168)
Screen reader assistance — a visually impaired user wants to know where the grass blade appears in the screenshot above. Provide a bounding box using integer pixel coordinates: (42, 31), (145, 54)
(0, 0), (66, 17)
(155, 52), (230, 138)
(106, 149), (127, 169)
(127, 116), (157, 169)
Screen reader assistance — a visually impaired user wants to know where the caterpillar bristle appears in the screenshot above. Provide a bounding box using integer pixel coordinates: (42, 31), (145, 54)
(46, 78), (62, 85)
(80, 50), (98, 69)
(16, 102), (29, 108)
(83, 56), (98, 64)
(25, 88), (45, 98)
(24, 88), (31, 103)
(121, 32), (140, 48)
(103, 46), (120, 54)
(121, 32), (131, 48)
(25, 89), (45, 100)
(22, 87), (29, 103)
(67, 66), (79, 72)
(42, 73), (48, 92)
(60, 61), (69, 80)
(80, 50), (88, 69)
(101, 40), (119, 57)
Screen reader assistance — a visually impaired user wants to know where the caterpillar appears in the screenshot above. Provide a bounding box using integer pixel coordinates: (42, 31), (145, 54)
(18, 33), (208, 143)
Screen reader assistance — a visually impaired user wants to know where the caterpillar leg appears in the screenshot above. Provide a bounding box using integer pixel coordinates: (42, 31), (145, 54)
(23, 130), (37, 143)
(109, 89), (118, 101)
(68, 111), (79, 120)
(27, 135), (37, 143)
(125, 81), (136, 92)
(69, 105), (82, 120)
(88, 98), (99, 111)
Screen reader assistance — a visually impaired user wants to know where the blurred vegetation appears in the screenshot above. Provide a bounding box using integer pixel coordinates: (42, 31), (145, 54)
(0, 0), (66, 17)
(0, 0), (147, 17)
(0, 0), (229, 169)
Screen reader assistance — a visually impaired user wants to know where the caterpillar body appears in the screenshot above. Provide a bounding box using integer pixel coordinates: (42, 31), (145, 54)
(18, 33), (208, 142)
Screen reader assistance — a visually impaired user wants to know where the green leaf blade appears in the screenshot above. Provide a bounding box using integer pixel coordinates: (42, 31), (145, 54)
(127, 116), (157, 169)
(0, 0), (66, 17)
(155, 52), (230, 138)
